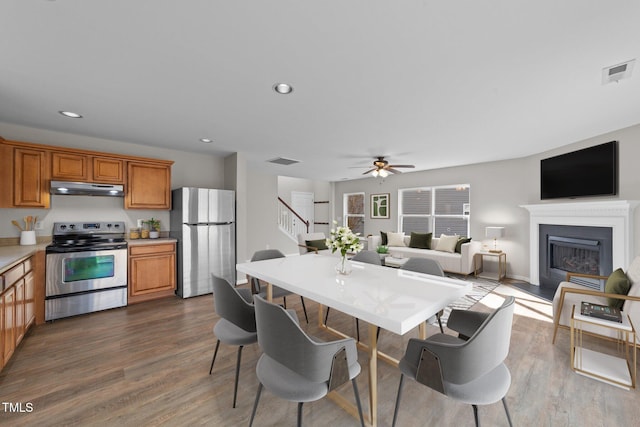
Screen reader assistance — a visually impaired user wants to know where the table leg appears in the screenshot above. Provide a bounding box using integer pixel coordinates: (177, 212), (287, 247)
(418, 321), (427, 340)
(367, 323), (378, 427)
(266, 283), (273, 302)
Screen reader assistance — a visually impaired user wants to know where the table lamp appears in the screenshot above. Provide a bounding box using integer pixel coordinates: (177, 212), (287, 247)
(485, 226), (505, 253)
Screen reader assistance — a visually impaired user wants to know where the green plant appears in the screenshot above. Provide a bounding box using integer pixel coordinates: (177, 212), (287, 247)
(376, 245), (389, 254)
(145, 218), (161, 231)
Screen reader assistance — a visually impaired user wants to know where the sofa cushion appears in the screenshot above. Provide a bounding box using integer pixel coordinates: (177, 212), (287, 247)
(387, 232), (406, 247)
(455, 237), (472, 254)
(305, 239), (328, 253)
(409, 232), (432, 249)
(626, 255), (640, 285)
(604, 268), (631, 309)
(435, 234), (458, 253)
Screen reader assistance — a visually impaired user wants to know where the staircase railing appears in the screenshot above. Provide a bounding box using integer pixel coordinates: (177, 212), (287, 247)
(278, 197), (309, 242)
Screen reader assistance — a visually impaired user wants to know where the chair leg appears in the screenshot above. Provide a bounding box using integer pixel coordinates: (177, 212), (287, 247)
(283, 296), (287, 308)
(392, 374), (405, 427)
(502, 397), (513, 427)
(248, 383), (263, 427)
(300, 296), (309, 323)
(297, 402), (304, 427)
(352, 378), (365, 427)
(209, 339), (221, 375)
(232, 345), (244, 408)
(436, 312), (444, 334)
(324, 306), (331, 325)
(472, 404), (480, 427)
(355, 318), (360, 342)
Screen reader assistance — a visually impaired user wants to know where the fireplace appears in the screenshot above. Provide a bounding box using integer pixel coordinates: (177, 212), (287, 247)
(522, 200), (638, 287)
(538, 224), (612, 292)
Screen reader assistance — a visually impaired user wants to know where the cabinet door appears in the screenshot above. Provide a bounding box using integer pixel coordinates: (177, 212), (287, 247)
(24, 270), (35, 329)
(125, 162), (171, 209)
(129, 252), (176, 297)
(51, 151), (89, 181)
(93, 157), (124, 183)
(14, 279), (25, 345)
(2, 287), (16, 363)
(14, 147), (49, 208)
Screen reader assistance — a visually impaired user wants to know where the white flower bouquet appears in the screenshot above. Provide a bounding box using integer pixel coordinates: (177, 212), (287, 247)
(326, 221), (363, 257)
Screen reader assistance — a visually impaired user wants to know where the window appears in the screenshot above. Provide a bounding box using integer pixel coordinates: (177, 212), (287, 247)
(343, 192), (365, 235)
(399, 185), (470, 236)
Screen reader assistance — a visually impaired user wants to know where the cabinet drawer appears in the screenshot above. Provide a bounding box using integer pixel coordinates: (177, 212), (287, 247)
(129, 243), (175, 256)
(3, 263), (25, 288)
(23, 257), (33, 274)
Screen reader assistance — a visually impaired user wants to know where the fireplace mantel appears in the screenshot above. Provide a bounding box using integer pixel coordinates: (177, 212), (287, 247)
(521, 200), (639, 285)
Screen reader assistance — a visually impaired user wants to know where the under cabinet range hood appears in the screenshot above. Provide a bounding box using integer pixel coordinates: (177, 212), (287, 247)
(50, 181), (125, 197)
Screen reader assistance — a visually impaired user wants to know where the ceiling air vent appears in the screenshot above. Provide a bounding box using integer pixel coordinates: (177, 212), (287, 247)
(267, 157), (300, 166)
(602, 59), (635, 85)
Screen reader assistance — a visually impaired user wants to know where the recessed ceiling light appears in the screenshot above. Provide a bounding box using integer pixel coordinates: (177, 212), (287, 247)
(59, 111), (83, 118)
(199, 138), (213, 143)
(273, 83), (293, 94)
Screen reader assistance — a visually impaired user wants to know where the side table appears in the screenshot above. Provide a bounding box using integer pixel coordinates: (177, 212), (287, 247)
(473, 251), (506, 281)
(570, 304), (636, 389)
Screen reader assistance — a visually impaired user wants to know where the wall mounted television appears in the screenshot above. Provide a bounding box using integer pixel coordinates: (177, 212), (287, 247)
(540, 141), (618, 200)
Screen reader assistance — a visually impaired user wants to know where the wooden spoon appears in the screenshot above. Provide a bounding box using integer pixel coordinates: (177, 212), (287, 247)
(12, 220), (24, 231)
(25, 215), (33, 231)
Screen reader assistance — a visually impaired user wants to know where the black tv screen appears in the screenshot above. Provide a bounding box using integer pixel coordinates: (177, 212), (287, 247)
(540, 141), (618, 200)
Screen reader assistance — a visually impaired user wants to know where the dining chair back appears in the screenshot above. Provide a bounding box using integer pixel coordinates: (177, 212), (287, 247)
(400, 258), (447, 332)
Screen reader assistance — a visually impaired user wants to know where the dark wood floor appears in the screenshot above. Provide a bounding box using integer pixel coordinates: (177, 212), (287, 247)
(1, 284), (638, 426)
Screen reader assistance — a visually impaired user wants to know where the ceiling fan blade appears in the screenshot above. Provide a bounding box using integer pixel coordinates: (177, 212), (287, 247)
(386, 167), (402, 174)
(362, 168), (376, 175)
(388, 164), (415, 169)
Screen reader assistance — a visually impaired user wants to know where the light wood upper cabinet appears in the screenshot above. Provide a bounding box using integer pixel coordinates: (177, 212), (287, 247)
(51, 152), (124, 184)
(51, 151), (89, 181)
(12, 147), (49, 208)
(93, 157), (124, 183)
(1, 137), (172, 209)
(126, 162), (172, 209)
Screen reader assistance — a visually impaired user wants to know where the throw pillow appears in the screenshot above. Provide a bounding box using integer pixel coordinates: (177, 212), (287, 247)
(305, 239), (328, 253)
(386, 232), (406, 247)
(435, 234), (459, 253)
(380, 231), (388, 246)
(605, 268), (631, 309)
(409, 232), (432, 249)
(455, 237), (472, 254)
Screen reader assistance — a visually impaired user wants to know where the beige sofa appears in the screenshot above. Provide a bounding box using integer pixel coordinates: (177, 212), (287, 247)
(552, 255), (640, 344)
(367, 234), (481, 275)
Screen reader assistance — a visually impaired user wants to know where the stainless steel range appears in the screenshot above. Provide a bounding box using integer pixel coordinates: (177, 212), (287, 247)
(45, 221), (128, 321)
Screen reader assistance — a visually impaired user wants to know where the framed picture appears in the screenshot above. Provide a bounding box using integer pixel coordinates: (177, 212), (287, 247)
(371, 193), (390, 219)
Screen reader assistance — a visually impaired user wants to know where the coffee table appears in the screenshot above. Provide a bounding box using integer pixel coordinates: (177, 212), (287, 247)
(384, 256), (408, 268)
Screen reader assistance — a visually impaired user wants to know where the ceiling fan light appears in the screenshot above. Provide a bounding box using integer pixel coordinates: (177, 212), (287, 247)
(379, 169), (389, 178)
(371, 170), (379, 177)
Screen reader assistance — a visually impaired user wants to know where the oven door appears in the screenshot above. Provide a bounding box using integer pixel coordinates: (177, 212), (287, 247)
(46, 248), (127, 297)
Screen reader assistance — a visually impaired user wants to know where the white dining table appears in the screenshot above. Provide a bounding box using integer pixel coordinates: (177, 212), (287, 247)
(236, 253), (472, 426)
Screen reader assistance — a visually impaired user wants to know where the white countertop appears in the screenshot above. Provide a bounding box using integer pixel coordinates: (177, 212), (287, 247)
(127, 237), (177, 246)
(0, 243), (47, 274)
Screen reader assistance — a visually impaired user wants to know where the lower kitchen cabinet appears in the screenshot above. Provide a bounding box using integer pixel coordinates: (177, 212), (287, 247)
(1, 255), (35, 371)
(128, 242), (176, 304)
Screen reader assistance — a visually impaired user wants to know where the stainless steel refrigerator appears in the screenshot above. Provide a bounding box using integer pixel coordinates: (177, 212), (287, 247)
(170, 188), (236, 298)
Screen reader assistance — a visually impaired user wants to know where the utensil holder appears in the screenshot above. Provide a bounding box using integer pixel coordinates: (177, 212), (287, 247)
(20, 230), (36, 245)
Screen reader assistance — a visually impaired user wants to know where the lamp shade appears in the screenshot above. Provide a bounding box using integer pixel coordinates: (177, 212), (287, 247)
(485, 226), (505, 239)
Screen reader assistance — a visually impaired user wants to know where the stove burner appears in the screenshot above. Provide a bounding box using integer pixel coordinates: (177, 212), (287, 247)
(48, 221), (127, 253)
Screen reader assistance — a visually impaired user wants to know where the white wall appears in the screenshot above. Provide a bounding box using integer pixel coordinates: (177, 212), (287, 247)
(334, 123), (640, 282)
(0, 122), (226, 238)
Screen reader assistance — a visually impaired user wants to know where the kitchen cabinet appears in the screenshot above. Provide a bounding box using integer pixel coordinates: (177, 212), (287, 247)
(0, 141), (49, 208)
(51, 152), (124, 184)
(1, 137), (173, 209)
(1, 255), (35, 371)
(126, 162), (172, 209)
(128, 242), (176, 304)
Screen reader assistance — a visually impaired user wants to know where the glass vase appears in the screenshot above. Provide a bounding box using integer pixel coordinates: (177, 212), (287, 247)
(335, 255), (352, 275)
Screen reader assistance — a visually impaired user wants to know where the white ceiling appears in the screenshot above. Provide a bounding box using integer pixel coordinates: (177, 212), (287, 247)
(1, 1), (639, 182)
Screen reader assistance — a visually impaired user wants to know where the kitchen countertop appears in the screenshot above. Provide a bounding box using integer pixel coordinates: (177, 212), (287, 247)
(0, 243), (47, 275)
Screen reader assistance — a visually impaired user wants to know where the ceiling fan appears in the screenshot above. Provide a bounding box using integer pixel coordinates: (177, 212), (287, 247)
(362, 156), (415, 177)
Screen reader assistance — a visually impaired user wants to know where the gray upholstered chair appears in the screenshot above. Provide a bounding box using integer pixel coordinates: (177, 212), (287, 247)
(249, 295), (365, 427)
(400, 257), (447, 333)
(249, 249), (308, 323)
(209, 274), (257, 408)
(392, 296), (516, 427)
(325, 250), (382, 341)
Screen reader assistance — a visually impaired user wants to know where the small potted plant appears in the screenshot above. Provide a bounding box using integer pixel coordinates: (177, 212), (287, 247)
(145, 218), (161, 239)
